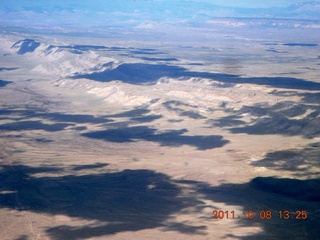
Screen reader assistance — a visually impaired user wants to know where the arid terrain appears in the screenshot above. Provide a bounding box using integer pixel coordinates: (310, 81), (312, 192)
(0, 25), (320, 239)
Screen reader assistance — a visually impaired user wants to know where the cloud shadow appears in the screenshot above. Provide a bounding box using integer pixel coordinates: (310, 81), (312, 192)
(11, 39), (41, 54)
(222, 99), (320, 138)
(82, 126), (229, 150)
(0, 164), (206, 239)
(251, 142), (320, 177)
(0, 80), (11, 87)
(197, 177), (320, 239)
(163, 100), (205, 119)
(0, 120), (73, 132)
(71, 163), (109, 171)
(206, 115), (246, 127)
(72, 63), (320, 90)
(1, 164), (319, 239)
(0, 68), (18, 71)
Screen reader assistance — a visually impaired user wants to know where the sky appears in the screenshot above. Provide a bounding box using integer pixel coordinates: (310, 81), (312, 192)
(192, 0), (312, 8)
(0, 0), (319, 28)
(0, 0), (316, 9)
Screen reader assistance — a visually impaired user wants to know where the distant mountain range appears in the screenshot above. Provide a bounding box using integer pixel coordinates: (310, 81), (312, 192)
(0, 1), (319, 29)
(205, 17), (320, 29)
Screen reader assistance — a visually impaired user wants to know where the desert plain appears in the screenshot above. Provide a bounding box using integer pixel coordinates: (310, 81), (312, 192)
(0, 24), (320, 239)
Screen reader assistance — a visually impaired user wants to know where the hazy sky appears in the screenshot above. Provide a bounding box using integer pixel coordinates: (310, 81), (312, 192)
(0, 0), (316, 9)
(0, 0), (319, 27)
(193, 0), (313, 8)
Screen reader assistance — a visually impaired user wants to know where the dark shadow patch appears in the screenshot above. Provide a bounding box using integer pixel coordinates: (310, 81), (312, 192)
(73, 63), (187, 85)
(34, 138), (53, 143)
(36, 112), (112, 124)
(0, 80), (11, 87)
(187, 63), (204, 66)
(72, 63), (320, 90)
(163, 100), (196, 109)
(140, 57), (178, 62)
(58, 45), (108, 51)
(137, 48), (158, 52)
(299, 92), (320, 104)
(207, 115), (246, 127)
(70, 126), (87, 131)
(271, 101), (308, 118)
(168, 119), (183, 123)
(251, 177), (320, 201)
(1, 165), (62, 175)
(1, 160), (319, 239)
(231, 104), (269, 117)
(266, 49), (281, 53)
(253, 150), (308, 171)
(237, 76), (320, 91)
(72, 163), (109, 171)
(82, 126), (229, 150)
(109, 108), (150, 118)
(165, 223), (206, 234)
(0, 67), (18, 71)
(197, 177), (320, 239)
(0, 121), (72, 132)
(179, 111), (205, 119)
(102, 121), (131, 129)
(230, 115), (320, 138)
(11, 39), (41, 54)
(278, 72), (302, 75)
(270, 90), (320, 104)
(15, 235), (28, 240)
(227, 101), (320, 138)
(131, 114), (162, 123)
(283, 43), (318, 47)
(129, 49), (165, 55)
(0, 165), (205, 239)
(0, 109), (113, 125)
(270, 90), (300, 97)
(68, 49), (83, 55)
(0, 109), (33, 116)
(163, 101), (204, 119)
(109, 47), (127, 51)
(251, 142), (320, 174)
